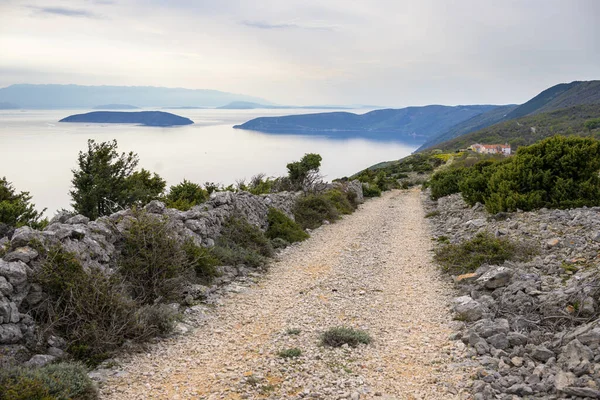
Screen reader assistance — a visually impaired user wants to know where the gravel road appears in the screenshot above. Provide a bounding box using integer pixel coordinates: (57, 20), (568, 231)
(100, 189), (471, 399)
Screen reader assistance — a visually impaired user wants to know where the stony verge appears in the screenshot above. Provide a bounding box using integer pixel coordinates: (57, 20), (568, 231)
(425, 192), (600, 399)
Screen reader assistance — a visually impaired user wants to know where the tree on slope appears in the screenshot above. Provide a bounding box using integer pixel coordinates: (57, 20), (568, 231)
(70, 140), (166, 219)
(0, 177), (46, 229)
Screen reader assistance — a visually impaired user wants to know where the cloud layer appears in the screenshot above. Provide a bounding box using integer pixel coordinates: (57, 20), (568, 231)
(0, 0), (598, 106)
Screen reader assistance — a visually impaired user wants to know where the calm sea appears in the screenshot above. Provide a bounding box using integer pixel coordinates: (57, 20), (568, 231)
(0, 108), (416, 216)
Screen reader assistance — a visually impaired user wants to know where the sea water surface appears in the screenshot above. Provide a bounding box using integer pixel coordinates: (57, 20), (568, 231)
(0, 108), (416, 215)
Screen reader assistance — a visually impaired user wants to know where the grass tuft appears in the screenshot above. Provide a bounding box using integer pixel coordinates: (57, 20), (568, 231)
(320, 327), (372, 348)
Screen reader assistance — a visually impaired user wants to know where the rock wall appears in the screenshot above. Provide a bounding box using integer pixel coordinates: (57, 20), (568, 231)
(0, 181), (364, 365)
(425, 192), (600, 399)
(0, 190), (298, 362)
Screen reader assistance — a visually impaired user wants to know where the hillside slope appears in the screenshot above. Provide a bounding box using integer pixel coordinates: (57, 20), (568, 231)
(234, 105), (498, 143)
(434, 104), (600, 151)
(419, 80), (600, 151)
(417, 104), (518, 151)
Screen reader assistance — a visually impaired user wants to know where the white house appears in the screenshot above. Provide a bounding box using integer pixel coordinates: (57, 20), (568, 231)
(469, 143), (511, 156)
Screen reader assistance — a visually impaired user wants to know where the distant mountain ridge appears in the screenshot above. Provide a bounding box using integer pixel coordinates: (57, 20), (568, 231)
(0, 84), (272, 109)
(418, 80), (600, 151)
(234, 105), (498, 143)
(94, 104), (139, 110)
(59, 111), (194, 127)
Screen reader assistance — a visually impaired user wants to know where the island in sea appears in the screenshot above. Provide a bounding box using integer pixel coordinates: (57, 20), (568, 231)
(59, 111), (194, 127)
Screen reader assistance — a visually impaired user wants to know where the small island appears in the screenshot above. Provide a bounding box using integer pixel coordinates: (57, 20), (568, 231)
(59, 111), (194, 127)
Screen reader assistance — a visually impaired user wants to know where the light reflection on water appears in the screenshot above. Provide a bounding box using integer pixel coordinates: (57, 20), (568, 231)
(0, 108), (416, 215)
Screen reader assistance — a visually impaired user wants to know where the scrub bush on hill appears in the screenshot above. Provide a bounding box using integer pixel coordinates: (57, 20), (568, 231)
(32, 245), (176, 365)
(164, 179), (208, 211)
(118, 211), (195, 304)
(361, 184), (381, 198)
(265, 208), (309, 244)
(428, 136), (600, 214)
(428, 168), (464, 200)
(0, 177), (46, 229)
(485, 136), (600, 213)
(323, 189), (355, 214)
(211, 215), (273, 268)
(294, 194), (339, 229)
(0, 362), (98, 400)
(434, 232), (536, 275)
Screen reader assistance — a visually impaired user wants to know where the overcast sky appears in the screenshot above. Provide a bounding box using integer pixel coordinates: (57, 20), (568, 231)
(0, 0), (598, 107)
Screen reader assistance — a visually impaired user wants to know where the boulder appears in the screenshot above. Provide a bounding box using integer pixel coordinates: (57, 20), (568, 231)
(531, 345), (554, 362)
(3, 246), (39, 263)
(453, 296), (485, 322)
(0, 260), (28, 286)
(24, 354), (57, 367)
(0, 324), (23, 344)
(476, 266), (513, 289)
(558, 339), (593, 375)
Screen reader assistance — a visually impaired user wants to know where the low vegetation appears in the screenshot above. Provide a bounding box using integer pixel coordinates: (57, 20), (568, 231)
(0, 362), (97, 400)
(0, 177), (46, 230)
(265, 208), (309, 244)
(294, 194), (339, 229)
(428, 136), (600, 213)
(434, 232), (536, 275)
(320, 327), (372, 348)
(31, 243), (178, 365)
(277, 348), (302, 359)
(163, 179), (208, 211)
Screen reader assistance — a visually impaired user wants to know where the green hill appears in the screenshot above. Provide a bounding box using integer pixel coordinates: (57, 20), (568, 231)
(418, 80), (600, 151)
(433, 104), (600, 151)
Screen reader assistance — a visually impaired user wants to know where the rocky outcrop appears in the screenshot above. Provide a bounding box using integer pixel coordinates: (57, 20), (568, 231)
(426, 192), (600, 399)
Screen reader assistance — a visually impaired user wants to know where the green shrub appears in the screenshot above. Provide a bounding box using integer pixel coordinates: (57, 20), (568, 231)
(118, 211), (193, 304)
(287, 153), (322, 191)
(434, 232), (536, 275)
(33, 246), (138, 364)
(32, 244), (177, 365)
(0, 362), (97, 400)
(182, 240), (220, 284)
(164, 180), (208, 211)
(584, 118), (600, 131)
(0, 177), (46, 229)
(212, 216), (273, 268)
(286, 328), (301, 335)
(424, 210), (440, 218)
(362, 184), (381, 198)
(210, 245), (267, 268)
(323, 189), (354, 214)
(320, 327), (372, 348)
(458, 160), (501, 206)
(277, 348), (302, 359)
(484, 136), (600, 213)
(218, 216), (273, 258)
(248, 173), (274, 195)
(428, 168), (464, 200)
(265, 208), (309, 244)
(293, 194), (339, 229)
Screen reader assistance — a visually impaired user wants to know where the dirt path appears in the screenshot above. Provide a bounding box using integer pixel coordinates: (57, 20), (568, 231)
(101, 189), (470, 400)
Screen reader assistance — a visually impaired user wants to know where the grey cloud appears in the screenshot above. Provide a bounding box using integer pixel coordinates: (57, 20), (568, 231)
(241, 20), (334, 31)
(28, 6), (100, 18)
